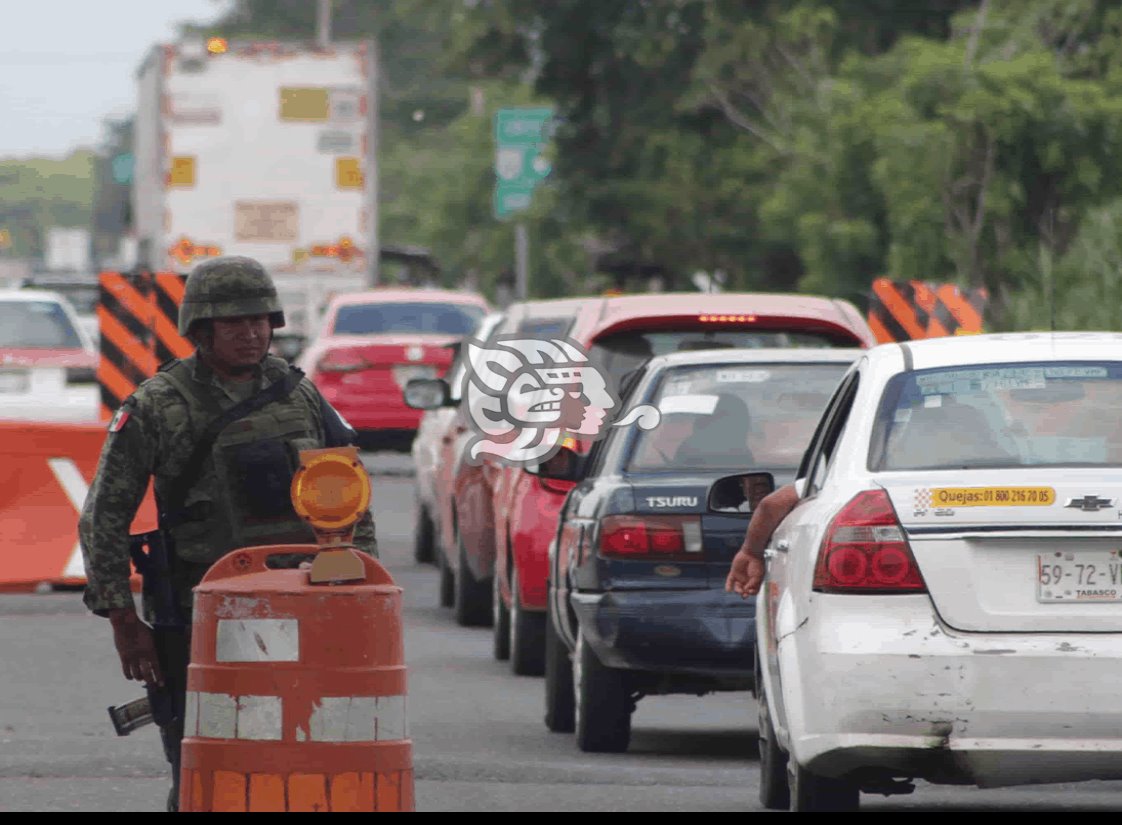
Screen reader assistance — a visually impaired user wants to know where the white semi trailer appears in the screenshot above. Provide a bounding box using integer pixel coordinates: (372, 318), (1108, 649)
(133, 36), (378, 341)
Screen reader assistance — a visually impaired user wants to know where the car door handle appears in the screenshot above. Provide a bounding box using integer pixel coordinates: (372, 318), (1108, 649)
(769, 539), (790, 555)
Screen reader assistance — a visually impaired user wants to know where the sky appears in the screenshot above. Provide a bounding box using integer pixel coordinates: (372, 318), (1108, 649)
(0, 0), (229, 159)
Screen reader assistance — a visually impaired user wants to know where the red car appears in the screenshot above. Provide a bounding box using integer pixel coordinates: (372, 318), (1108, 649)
(299, 288), (490, 450)
(472, 293), (878, 674)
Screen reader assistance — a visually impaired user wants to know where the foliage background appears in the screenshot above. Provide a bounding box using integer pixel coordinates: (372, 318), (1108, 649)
(11, 0), (1122, 331)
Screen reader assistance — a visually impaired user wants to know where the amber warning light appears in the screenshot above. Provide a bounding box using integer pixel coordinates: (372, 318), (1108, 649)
(206, 37), (228, 55)
(290, 446), (372, 583)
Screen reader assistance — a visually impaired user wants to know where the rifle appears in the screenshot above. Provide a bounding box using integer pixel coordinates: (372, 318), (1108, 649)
(106, 366), (306, 736)
(107, 530), (185, 736)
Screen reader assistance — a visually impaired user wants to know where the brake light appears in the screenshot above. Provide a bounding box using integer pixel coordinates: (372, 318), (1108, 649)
(813, 489), (926, 593)
(317, 350), (368, 373)
(699, 314), (756, 323)
(599, 515), (703, 558)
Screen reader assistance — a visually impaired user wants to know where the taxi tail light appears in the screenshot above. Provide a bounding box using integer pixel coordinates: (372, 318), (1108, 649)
(813, 489), (926, 593)
(599, 515), (703, 559)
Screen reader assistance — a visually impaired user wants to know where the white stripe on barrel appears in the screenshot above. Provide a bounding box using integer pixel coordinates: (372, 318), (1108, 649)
(188, 692), (408, 742)
(215, 618), (299, 662)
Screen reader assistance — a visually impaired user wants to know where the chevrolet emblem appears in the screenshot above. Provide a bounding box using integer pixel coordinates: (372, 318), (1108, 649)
(1065, 496), (1116, 512)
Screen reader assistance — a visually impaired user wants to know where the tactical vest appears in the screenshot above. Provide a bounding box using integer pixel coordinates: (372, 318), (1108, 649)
(155, 358), (320, 564)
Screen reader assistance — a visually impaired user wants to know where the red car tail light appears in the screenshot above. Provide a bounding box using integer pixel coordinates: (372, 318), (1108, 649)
(599, 515), (703, 559)
(813, 489), (926, 593)
(317, 349), (368, 373)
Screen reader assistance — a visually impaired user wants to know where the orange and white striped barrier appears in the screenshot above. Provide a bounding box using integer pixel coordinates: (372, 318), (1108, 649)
(179, 545), (413, 812)
(0, 421), (155, 591)
(867, 278), (988, 343)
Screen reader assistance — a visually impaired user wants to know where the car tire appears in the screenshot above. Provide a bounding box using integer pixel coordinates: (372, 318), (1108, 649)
(509, 565), (545, 676)
(573, 628), (632, 753)
(492, 572), (511, 661)
(413, 500), (435, 565)
(544, 596), (575, 733)
(454, 533), (492, 627)
(787, 760), (859, 812)
(757, 677), (790, 809)
(437, 541), (454, 609)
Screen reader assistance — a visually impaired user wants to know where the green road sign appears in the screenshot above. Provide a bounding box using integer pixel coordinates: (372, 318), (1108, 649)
(111, 153), (134, 185)
(494, 107), (553, 220)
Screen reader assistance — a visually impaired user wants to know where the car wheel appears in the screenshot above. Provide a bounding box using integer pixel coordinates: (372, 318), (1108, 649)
(509, 565), (545, 676)
(413, 500), (435, 565)
(492, 571), (511, 661)
(544, 596), (575, 733)
(757, 674), (790, 809)
(437, 540), (454, 609)
(573, 628), (632, 753)
(454, 533), (492, 627)
(787, 760), (859, 812)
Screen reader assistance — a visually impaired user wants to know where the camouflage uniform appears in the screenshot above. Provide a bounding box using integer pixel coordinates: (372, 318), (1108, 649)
(77, 256), (377, 811)
(77, 351), (379, 618)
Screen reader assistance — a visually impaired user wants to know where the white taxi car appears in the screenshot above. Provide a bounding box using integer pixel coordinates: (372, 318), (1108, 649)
(0, 290), (99, 422)
(758, 332), (1122, 811)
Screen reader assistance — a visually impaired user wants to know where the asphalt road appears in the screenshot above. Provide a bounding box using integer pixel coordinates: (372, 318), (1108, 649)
(1, 452), (1121, 811)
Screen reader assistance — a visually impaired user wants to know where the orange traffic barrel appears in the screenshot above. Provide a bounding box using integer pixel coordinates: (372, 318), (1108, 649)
(178, 545), (413, 812)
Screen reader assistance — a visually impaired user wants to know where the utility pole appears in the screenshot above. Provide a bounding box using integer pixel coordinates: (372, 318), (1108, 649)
(514, 223), (529, 301)
(366, 36), (380, 287)
(316, 0), (332, 48)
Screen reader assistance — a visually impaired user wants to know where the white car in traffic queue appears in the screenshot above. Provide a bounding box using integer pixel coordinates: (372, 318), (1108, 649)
(0, 289), (100, 423)
(757, 332), (1122, 811)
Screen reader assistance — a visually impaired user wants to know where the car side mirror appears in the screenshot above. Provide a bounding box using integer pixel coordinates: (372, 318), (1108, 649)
(403, 378), (452, 410)
(525, 446), (584, 482)
(708, 472), (775, 514)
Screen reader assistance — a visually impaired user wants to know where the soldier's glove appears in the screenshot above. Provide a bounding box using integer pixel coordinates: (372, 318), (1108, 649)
(108, 608), (164, 687)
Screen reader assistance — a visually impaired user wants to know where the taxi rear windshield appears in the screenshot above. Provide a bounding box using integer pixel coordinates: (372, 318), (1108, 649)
(591, 329), (849, 385)
(625, 362), (848, 472)
(869, 362), (1122, 471)
(0, 300), (82, 349)
(333, 302), (485, 336)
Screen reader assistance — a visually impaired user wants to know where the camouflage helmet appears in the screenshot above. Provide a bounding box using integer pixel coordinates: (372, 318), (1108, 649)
(178, 256), (285, 336)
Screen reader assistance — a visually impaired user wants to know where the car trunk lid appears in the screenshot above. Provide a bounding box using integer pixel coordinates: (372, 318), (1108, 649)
(881, 468), (1122, 632)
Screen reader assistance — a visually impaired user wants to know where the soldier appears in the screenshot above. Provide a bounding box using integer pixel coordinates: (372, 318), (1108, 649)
(78, 256), (377, 811)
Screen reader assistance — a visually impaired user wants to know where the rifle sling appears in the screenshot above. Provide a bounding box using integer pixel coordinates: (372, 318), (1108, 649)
(161, 366), (305, 528)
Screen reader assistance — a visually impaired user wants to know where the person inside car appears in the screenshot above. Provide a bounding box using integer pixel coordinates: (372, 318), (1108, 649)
(672, 392), (755, 469)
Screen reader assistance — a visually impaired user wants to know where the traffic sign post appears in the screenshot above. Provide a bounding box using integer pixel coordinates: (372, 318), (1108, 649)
(494, 107), (553, 300)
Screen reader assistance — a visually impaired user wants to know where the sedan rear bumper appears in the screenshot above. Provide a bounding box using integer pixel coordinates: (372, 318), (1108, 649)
(778, 593), (1122, 787)
(571, 588), (755, 678)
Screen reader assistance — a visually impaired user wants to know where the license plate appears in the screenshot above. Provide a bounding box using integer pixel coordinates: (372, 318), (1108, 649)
(392, 364), (436, 390)
(1037, 551), (1122, 602)
(0, 370), (29, 393)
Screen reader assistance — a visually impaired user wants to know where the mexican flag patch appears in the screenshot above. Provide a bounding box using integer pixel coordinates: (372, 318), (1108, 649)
(108, 407), (131, 433)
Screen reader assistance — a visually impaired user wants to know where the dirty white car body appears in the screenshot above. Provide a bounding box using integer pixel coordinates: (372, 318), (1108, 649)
(758, 333), (1122, 811)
